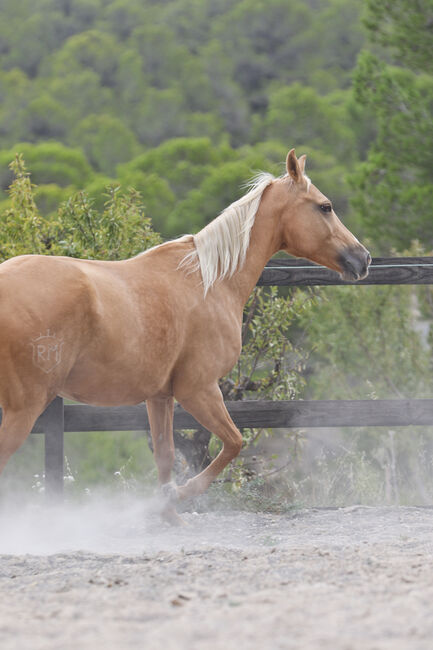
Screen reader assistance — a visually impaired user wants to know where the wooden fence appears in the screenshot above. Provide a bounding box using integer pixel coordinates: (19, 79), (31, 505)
(15, 256), (433, 495)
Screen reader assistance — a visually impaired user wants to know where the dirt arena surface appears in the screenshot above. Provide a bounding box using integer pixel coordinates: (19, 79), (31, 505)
(0, 503), (432, 650)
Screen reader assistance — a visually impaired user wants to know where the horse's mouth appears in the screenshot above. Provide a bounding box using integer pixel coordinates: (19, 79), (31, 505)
(339, 248), (371, 282)
(340, 268), (361, 282)
(340, 267), (370, 282)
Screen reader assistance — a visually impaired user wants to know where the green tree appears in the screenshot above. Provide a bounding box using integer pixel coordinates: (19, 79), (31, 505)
(1, 12), (63, 77)
(202, 39), (251, 145)
(102, 1), (145, 41)
(0, 142), (93, 191)
(19, 94), (69, 141)
(72, 114), (139, 175)
(364, 0), (433, 73)
(34, 184), (72, 217)
(350, 1), (433, 252)
(211, 0), (312, 100)
(134, 88), (186, 146)
(115, 170), (176, 235)
(47, 70), (113, 127)
(262, 84), (356, 161)
(49, 30), (121, 87)
(118, 137), (232, 204)
(305, 0), (365, 91)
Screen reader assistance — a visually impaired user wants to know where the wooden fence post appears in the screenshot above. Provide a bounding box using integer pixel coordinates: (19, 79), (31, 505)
(44, 396), (64, 499)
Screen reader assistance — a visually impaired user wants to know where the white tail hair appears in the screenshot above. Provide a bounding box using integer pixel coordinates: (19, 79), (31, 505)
(180, 172), (275, 295)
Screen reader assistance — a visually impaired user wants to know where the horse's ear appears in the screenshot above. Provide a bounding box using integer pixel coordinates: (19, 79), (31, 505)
(298, 154), (307, 174)
(286, 149), (302, 183)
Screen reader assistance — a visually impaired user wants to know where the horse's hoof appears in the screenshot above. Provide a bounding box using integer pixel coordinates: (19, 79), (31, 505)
(161, 504), (187, 527)
(160, 481), (179, 503)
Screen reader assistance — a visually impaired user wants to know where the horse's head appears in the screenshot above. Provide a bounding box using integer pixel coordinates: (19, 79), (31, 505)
(276, 149), (370, 281)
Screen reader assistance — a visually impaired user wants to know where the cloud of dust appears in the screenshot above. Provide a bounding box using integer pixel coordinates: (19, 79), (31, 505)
(0, 491), (177, 555)
(247, 421), (433, 508)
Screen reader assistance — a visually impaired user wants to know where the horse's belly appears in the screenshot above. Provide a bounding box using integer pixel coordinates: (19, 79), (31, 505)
(61, 344), (173, 406)
(61, 373), (168, 406)
(60, 383), (147, 406)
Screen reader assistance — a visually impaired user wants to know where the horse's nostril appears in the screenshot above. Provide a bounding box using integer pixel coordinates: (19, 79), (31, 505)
(339, 247), (371, 281)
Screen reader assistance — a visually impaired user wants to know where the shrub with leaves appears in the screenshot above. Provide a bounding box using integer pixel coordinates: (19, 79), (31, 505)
(0, 154), (161, 262)
(55, 185), (161, 260)
(0, 154), (46, 259)
(221, 286), (313, 402)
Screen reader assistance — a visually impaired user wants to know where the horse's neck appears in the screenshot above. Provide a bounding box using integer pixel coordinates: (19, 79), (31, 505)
(226, 197), (283, 306)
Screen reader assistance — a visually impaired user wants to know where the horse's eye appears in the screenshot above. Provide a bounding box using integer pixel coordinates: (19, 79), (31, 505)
(319, 203), (332, 213)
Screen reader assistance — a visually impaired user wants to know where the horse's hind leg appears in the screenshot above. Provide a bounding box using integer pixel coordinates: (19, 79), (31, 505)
(0, 405), (44, 475)
(146, 396), (183, 524)
(146, 396), (175, 484)
(175, 383), (243, 500)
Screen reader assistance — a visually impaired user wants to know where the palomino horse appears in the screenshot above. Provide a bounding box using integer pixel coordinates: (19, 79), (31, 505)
(0, 150), (370, 521)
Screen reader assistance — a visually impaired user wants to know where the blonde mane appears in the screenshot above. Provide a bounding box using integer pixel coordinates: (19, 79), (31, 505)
(180, 172), (276, 295)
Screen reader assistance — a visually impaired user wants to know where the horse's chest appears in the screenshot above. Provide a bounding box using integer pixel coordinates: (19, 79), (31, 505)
(187, 310), (242, 377)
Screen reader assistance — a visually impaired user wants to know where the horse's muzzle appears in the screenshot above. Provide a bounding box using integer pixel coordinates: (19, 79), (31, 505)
(339, 247), (371, 282)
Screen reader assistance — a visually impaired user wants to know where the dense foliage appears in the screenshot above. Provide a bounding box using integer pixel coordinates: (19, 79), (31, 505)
(0, 0), (370, 238)
(350, 0), (433, 251)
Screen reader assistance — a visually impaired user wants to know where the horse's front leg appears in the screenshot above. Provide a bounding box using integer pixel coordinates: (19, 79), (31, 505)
(146, 396), (183, 524)
(175, 383), (243, 500)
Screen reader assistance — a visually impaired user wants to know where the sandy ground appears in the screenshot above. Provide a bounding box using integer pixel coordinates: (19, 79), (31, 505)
(0, 502), (433, 650)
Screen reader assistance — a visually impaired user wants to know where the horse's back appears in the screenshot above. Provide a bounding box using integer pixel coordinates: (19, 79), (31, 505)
(0, 247), (189, 344)
(0, 254), (98, 336)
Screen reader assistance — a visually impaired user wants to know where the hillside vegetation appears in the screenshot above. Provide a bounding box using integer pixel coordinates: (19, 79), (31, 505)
(0, 0), (370, 237)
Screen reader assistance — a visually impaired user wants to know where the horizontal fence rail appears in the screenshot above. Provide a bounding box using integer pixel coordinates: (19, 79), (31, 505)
(259, 256), (433, 286)
(29, 399), (433, 434)
(6, 256), (433, 497)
